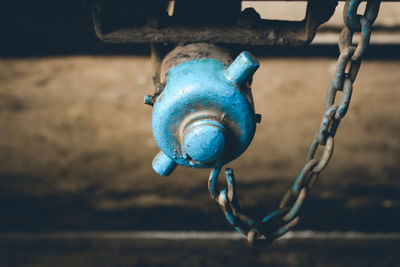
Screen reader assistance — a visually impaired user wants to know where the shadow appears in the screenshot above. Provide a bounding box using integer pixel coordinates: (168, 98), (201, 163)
(0, 0), (399, 59)
(0, 171), (399, 232)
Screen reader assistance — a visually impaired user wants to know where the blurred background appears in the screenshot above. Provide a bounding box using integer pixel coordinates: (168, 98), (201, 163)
(0, 1), (399, 266)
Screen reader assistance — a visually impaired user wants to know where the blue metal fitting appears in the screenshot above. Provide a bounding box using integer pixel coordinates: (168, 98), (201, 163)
(150, 44), (260, 176)
(225, 51), (260, 85)
(182, 118), (226, 163)
(152, 151), (177, 176)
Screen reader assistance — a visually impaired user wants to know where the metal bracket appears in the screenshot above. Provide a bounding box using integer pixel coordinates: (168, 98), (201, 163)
(92, 0), (337, 46)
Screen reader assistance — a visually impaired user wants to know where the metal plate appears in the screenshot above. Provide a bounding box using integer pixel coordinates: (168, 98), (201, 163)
(92, 0), (337, 46)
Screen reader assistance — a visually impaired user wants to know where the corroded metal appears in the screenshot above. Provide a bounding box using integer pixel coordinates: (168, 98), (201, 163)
(91, 0), (337, 46)
(209, 0), (381, 246)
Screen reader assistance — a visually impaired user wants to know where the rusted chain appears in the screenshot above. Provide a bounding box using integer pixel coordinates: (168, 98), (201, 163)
(209, 0), (381, 246)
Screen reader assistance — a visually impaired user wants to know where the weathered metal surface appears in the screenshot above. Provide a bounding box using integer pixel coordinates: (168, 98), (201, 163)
(208, 0), (382, 246)
(91, 0), (337, 46)
(149, 44), (260, 176)
(159, 43), (233, 85)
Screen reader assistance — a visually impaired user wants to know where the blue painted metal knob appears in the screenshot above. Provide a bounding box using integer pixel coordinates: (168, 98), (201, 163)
(152, 151), (177, 176)
(225, 51), (260, 85)
(182, 119), (225, 164)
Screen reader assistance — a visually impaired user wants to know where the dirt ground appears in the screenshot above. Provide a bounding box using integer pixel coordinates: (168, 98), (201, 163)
(0, 53), (399, 232)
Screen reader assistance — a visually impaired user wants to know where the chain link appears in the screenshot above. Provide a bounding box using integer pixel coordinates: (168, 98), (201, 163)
(208, 0), (381, 246)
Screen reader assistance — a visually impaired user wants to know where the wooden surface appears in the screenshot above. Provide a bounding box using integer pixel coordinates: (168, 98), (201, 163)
(0, 55), (399, 233)
(1, 231), (400, 267)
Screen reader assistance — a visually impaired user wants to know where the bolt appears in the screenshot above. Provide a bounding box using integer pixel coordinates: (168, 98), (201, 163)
(255, 113), (262, 123)
(238, 8), (261, 29)
(182, 119), (226, 164)
(144, 94), (154, 106)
